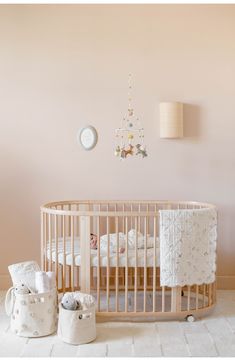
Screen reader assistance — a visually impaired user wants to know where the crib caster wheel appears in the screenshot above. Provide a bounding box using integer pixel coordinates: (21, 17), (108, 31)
(186, 314), (195, 322)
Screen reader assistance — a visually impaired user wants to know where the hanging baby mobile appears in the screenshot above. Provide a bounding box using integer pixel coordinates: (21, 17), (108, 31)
(115, 74), (148, 160)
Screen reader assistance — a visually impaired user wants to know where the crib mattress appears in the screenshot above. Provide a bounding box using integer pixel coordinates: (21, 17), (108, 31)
(46, 238), (160, 268)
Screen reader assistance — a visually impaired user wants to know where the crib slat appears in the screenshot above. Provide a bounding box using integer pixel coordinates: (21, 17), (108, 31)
(130, 204), (133, 228)
(134, 216), (138, 313)
(203, 284), (206, 307)
(115, 216), (119, 313)
(138, 215), (141, 291)
(97, 216), (100, 312)
(187, 286), (191, 311)
(71, 216), (74, 292)
(153, 216), (157, 312)
(43, 212), (47, 271)
(55, 215), (58, 289)
(40, 212), (44, 270)
(45, 213), (48, 272)
(62, 215), (66, 293)
(209, 284), (212, 306)
(60, 205), (64, 291)
(60, 205), (63, 240)
(49, 213), (52, 272)
(68, 204), (71, 237)
(196, 285), (199, 309)
(144, 216), (147, 312)
(162, 286), (165, 312)
(213, 281), (216, 304)
(76, 206), (79, 264)
(125, 216), (128, 313)
(123, 204), (125, 237)
(106, 216), (110, 312)
(79, 212), (90, 293)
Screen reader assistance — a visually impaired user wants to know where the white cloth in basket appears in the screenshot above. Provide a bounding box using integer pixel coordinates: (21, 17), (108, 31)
(159, 208), (217, 287)
(8, 261), (40, 293)
(35, 271), (56, 293)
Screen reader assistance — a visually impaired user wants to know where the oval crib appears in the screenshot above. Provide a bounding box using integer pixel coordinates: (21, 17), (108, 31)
(40, 200), (217, 321)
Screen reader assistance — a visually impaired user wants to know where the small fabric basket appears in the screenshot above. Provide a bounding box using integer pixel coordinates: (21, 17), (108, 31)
(58, 304), (96, 345)
(5, 288), (57, 337)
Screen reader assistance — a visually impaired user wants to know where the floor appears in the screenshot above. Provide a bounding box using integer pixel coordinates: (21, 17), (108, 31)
(0, 290), (235, 357)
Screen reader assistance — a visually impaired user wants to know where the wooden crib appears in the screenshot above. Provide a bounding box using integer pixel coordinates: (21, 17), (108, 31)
(40, 200), (217, 321)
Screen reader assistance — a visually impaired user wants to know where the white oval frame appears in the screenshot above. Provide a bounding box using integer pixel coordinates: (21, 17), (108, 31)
(78, 125), (98, 150)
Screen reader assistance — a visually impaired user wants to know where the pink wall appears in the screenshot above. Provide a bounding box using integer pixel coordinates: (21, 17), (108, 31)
(0, 4), (235, 288)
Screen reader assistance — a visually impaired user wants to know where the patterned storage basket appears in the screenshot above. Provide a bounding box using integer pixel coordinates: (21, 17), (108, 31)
(58, 304), (96, 345)
(5, 288), (57, 337)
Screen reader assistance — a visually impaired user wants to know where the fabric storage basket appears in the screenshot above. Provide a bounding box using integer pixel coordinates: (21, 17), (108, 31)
(58, 304), (96, 345)
(5, 288), (57, 337)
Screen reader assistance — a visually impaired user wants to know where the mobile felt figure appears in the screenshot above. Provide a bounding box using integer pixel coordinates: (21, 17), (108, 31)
(128, 133), (134, 143)
(114, 145), (121, 157)
(120, 144), (134, 159)
(136, 143), (148, 158)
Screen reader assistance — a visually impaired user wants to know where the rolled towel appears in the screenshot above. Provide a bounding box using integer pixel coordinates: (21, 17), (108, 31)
(35, 271), (50, 293)
(47, 271), (56, 289)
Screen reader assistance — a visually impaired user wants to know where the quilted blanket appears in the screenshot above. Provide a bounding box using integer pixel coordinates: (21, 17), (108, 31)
(159, 208), (217, 287)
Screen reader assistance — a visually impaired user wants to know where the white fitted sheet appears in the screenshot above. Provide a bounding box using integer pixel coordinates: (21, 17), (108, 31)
(46, 237), (160, 267)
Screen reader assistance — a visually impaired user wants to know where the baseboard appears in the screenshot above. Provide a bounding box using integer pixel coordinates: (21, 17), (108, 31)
(1, 274), (235, 290)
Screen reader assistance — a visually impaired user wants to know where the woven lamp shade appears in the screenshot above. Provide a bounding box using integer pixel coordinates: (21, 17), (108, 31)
(159, 102), (183, 138)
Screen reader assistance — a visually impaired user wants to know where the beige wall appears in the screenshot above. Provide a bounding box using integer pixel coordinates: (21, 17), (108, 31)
(0, 4), (235, 289)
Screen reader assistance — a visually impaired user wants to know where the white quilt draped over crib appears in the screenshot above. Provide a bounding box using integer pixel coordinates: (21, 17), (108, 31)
(159, 208), (217, 287)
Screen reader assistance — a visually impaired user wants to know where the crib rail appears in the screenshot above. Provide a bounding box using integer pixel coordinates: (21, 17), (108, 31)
(41, 200), (217, 320)
(41, 200), (215, 215)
